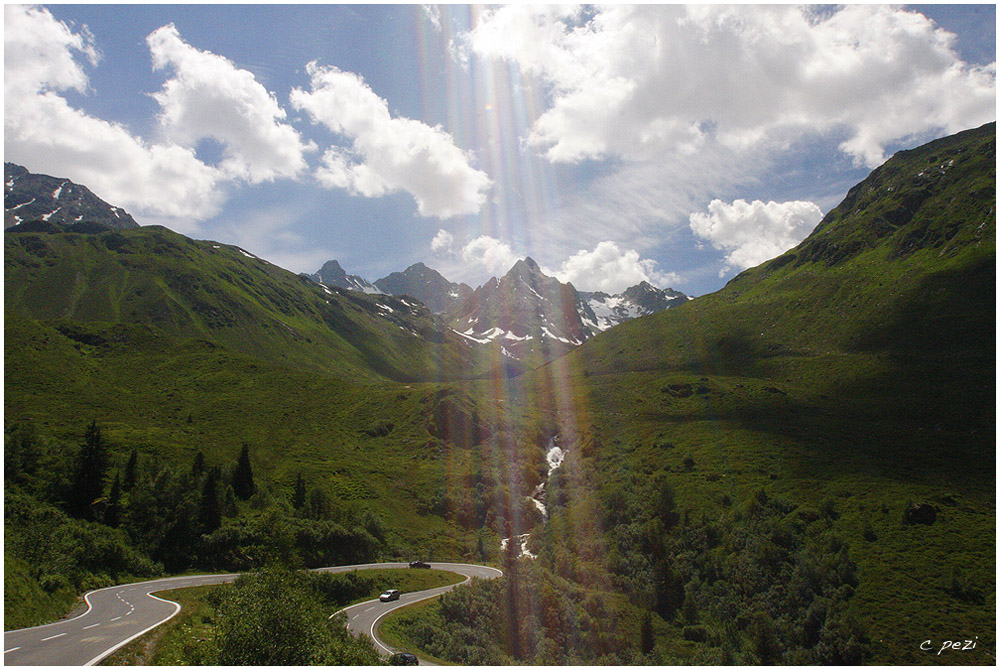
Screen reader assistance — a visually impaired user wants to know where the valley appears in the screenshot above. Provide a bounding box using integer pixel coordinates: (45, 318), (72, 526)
(4, 123), (995, 665)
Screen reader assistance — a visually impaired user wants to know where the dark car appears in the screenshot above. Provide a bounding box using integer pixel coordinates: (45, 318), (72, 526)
(389, 652), (419, 665)
(408, 560), (430, 569)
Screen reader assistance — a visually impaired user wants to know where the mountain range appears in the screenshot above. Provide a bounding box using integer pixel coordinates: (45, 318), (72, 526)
(3, 162), (687, 370)
(306, 255), (689, 365)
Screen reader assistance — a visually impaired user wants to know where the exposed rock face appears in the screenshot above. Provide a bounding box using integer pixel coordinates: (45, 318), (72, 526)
(581, 281), (688, 332)
(309, 260), (381, 294)
(374, 262), (473, 314)
(5, 163), (139, 231)
(447, 257), (595, 361)
(447, 257), (689, 362)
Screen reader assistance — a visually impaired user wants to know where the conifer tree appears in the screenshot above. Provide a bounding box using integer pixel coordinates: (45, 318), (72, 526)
(5, 421), (39, 483)
(123, 448), (138, 492)
(640, 611), (655, 655)
(232, 444), (255, 500)
(477, 534), (487, 562)
(105, 471), (122, 527)
(68, 420), (110, 519)
(191, 450), (206, 479)
(292, 473), (307, 509)
(198, 467), (222, 533)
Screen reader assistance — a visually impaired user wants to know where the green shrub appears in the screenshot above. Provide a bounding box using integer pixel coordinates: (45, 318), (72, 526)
(214, 567), (379, 665)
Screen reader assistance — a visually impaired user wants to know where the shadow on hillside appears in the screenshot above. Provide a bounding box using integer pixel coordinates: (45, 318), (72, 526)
(846, 255), (994, 357)
(718, 360), (993, 492)
(710, 258), (995, 491)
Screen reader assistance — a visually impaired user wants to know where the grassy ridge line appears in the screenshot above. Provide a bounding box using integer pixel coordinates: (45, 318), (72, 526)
(99, 569), (465, 665)
(4, 225), (483, 383)
(560, 123), (994, 379)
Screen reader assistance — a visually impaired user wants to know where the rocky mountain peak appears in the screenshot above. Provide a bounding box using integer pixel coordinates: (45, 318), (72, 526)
(310, 260), (381, 294)
(316, 260), (346, 278)
(5, 163), (139, 231)
(374, 262), (473, 313)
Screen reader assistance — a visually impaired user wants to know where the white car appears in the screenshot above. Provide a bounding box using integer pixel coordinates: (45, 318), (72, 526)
(379, 589), (401, 602)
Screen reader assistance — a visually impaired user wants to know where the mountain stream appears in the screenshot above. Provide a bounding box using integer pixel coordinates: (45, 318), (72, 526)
(500, 436), (565, 559)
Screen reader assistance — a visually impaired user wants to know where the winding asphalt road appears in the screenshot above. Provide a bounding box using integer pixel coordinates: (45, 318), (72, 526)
(327, 562), (502, 662)
(3, 562), (501, 666)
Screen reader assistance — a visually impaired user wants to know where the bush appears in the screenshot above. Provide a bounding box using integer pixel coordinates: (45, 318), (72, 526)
(214, 567), (379, 665)
(364, 420), (395, 437)
(946, 568), (985, 604)
(683, 625), (708, 642)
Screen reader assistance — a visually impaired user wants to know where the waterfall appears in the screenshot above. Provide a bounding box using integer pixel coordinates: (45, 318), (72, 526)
(501, 436), (564, 558)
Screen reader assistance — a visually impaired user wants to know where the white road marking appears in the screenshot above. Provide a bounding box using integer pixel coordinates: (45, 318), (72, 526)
(3, 565), (498, 666)
(82, 591), (183, 666)
(83, 623), (101, 630)
(5, 647), (21, 654)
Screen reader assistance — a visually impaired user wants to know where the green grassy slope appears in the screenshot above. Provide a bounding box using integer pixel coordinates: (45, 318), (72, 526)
(4, 314), (493, 555)
(5, 225), (480, 383)
(529, 122), (995, 663)
(570, 123), (994, 376)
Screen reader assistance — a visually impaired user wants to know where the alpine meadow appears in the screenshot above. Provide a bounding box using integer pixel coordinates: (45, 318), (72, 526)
(4, 4), (996, 667)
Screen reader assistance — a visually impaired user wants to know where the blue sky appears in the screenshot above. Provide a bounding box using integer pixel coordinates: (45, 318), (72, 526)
(5, 4), (995, 296)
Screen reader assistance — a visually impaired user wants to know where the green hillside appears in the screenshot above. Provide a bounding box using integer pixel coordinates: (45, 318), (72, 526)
(3, 226), (524, 630)
(569, 123), (994, 374)
(508, 122), (995, 664)
(5, 225), (483, 383)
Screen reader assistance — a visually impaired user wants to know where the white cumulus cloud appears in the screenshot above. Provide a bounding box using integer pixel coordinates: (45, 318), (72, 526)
(4, 6), (225, 226)
(431, 228), (455, 255)
(4, 4), (98, 99)
(550, 241), (681, 294)
(465, 5), (996, 167)
(460, 235), (520, 276)
(147, 24), (310, 183)
(689, 199), (824, 275)
(290, 62), (492, 218)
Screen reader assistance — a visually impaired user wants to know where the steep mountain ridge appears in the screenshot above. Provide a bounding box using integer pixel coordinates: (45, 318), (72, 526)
(581, 281), (689, 331)
(312, 255), (689, 363)
(309, 259), (381, 294)
(374, 262), (474, 314)
(568, 122), (995, 375)
(447, 257), (594, 365)
(5, 163), (139, 231)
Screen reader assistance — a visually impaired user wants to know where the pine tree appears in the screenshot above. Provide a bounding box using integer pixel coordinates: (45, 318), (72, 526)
(640, 611), (655, 655)
(292, 473), (306, 510)
(5, 421), (40, 483)
(198, 467), (222, 533)
(191, 450), (206, 479)
(105, 471), (122, 527)
(68, 420), (110, 519)
(123, 448), (138, 492)
(305, 487), (329, 520)
(232, 444), (255, 500)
